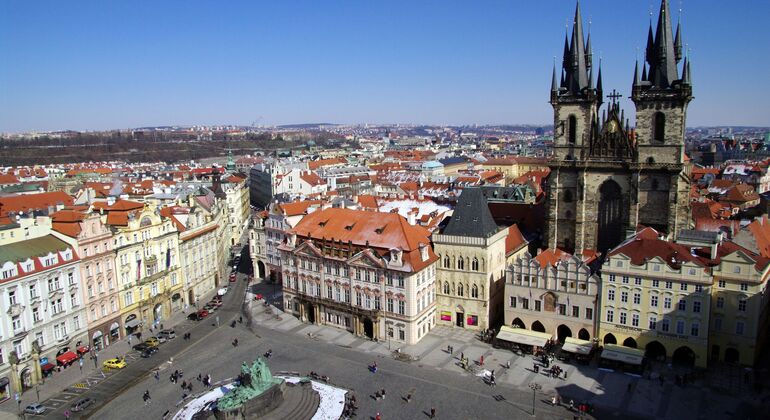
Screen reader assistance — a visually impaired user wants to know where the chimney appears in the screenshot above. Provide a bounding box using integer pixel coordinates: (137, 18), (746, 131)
(107, 196), (116, 206)
(408, 211), (416, 225)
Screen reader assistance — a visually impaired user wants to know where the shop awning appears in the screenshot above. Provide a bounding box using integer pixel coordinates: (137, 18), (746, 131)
(41, 363), (56, 372)
(601, 344), (645, 366)
(77, 346), (90, 354)
(0, 377), (9, 387)
(495, 326), (552, 347)
(56, 351), (78, 365)
(125, 319), (141, 329)
(561, 337), (594, 355)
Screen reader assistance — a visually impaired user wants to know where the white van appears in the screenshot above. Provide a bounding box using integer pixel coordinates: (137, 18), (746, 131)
(217, 287), (228, 296)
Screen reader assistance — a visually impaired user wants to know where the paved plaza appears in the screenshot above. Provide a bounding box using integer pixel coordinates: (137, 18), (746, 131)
(1, 276), (767, 420)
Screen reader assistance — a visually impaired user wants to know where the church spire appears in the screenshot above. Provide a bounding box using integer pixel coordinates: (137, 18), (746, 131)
(561, 0), (590, 95)
(633, 60), (641, 87)
(674, 16), (683, 62)
(551, 61), (559, 93)
(647, 0), (679, 88)
(596, 62), (603, 103)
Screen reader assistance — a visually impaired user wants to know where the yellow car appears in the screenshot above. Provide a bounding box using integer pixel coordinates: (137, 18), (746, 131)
(103, 358), (127, 369)
(144, 337), (160, 347)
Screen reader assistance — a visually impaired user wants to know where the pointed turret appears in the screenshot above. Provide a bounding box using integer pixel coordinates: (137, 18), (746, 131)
(588, 66), (594, 89)
(648, 0), (679, 88)
(645, 22), (655, 64)
(641, 63), (648, 82)
(585, 33), (593, 69)
(681, 57), (691, 85)
(674, 19), (683, 62)
(551, 63), (559, 93)
(596, 64), (603, 103)
(561, 32), (570, 87)
(633, 60), (641, 87)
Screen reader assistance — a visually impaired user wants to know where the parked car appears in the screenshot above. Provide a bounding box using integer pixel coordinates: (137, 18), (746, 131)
(197, 309), (209, 318)
(144, 337), (160, 347)
(71, 397), (94, 412)
(208, 299), (223, 308)
(133, 343), (150, 352)
(24, 403), (46, 415)
(103, 358), (127, 369)
(188, 312), (202, 321)
(157, 329), (176, 340)
(229, 273), (237, 282)
(140, 348), (157, 358)
(217, 287), (228, 296)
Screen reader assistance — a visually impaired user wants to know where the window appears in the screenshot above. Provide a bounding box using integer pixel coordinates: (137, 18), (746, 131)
(619, 312), (627, 325)
(634, 277), (642, 286)
(632, 313), (639, 327)
(665, 281), (672, 289)
(457, 283), (464, 297)
(387, 298), (394, 313)
(653, 111), (665, 143)
(471, 258), (479, 271)
(73, 315), (80, 330)
(651, 295), (658, 307)
(714, 317), (722, 331)
(13, 340), (24, 358)
(471, 285), (478, 298)
(124, 292), (133, 307)
(633, 293), (641, 305)
(70, 293), (78, 307)
(356, 293), (362, 307)
(522, 298), (529, 310)
(735, 321), (745, 335)
(718, 280), (726, 288)
(509, 296), (516, 308)
(690, 322), (699, 337)
(457, 258), (464, 270)
(327, 285), (333, 299)
(621, 291), (628, 303)
(606, 309), (614, 323)
(622, 276), (629, 284)
(558, 304), (566, 315)
(693, 301), (701, 313)
(50, 298), (63, 315)
(680, 283), (688, 291)
(609, 274), (616, 282)
(652, 279), (660, 288)
(48, 277), (61, 292)
(399, 329), (405, 340)
(733, 266), (741, 274)
(567, 115), (577, 144)
(661, 319), (670, 332)
(443, 255), (450, 268)
(649, 316), (657, 330)
(608, 289), (615, 301)
(653, 264), (661, 272)
(738, 299), (747, 312)
(35, 332), (44, 347)
(8, 289), (16, 306)
(740, 283), (748, 291)
(678, 299), (686, 311)
(676, 320), (685, 335)
(12, 315), (22, 332)
(664, 297), (672, 309)
(398, 301), (405, 315)
(29, 284), (38, 299)
(572, 306), (580, 317)
(535, 300), (542, 311)
(397, 275), (404, 288)
(716, 296), (724, 308)
(695, 285), (703, 293)
(585, 308), (593, 320)
(32, 307), (41, 323)
(443, 282), (450, 294)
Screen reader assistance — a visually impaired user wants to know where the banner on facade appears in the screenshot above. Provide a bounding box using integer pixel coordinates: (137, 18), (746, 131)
(440, 312), (452, 321)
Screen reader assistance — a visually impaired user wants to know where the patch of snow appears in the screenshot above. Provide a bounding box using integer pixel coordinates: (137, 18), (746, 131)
(171, 383), (236, 420)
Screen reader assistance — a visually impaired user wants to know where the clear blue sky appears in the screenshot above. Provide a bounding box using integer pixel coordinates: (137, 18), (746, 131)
(1, 0), (768, 133)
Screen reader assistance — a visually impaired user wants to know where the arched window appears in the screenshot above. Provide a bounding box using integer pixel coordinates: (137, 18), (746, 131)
(653, 112), (665, 143)
(471, 258), (479, 271)
(457, 283), (464, 297)
(457, 257), (465, 270)
(563, 189), (573, 203)
(568, 115), (577, 144)
(443, 255), (450, 268)
(443, 282), (450, 294)
(471, 284), (479, 298)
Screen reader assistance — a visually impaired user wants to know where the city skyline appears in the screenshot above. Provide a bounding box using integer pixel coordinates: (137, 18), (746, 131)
(1, 0), (769, 133)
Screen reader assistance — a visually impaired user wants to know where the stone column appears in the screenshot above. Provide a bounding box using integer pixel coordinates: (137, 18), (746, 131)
(8, 354), (21, 397)
(298, 303), (305, 322)
(315, 306), (321, 325)
(30, 345), (41, 386)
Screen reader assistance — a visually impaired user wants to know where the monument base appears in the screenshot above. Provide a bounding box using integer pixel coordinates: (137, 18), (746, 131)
(213, 381), (285, 420)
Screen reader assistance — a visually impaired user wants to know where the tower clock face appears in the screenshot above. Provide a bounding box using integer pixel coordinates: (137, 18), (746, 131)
(607, 120), (618, 133)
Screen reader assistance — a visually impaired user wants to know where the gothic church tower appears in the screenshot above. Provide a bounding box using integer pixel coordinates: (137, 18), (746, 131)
(545, 0), (692, 255)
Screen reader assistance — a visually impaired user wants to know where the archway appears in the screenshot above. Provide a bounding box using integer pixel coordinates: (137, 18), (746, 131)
(92, 331), (104, 351)
(306, 304), (316, 324)
(557, 324), (572, 343)
(153, 304), (163, 324)
(645, 341), (667, 362)
(109, 322), (120, 341)
(578, 328), (590, 340)
(257, 261), (266, 279)
(171, 293), (182, 311)
(531, 321), (546, 333)
(603, 333), (617, 345)
(363, 318), (374, 339)
(597, 180), (624, 252)
(20, 368), (32, 391)
(672, 346), (696, 367)
(511, 318), (526, 328)
(724, 348), (740, 364)
(622, 337), (638, 348)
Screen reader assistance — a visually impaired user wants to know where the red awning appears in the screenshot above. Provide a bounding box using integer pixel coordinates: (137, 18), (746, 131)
(77, 346), (90, 354)
(41, 363), (56, 372)
(56, 351), (78, 365)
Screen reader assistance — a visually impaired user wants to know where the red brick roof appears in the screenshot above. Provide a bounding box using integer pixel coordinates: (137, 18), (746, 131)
(0, 191), (74, 217)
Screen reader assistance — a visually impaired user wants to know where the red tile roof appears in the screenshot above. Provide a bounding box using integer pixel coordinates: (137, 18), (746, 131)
(0, 191), (74, 216)
(308, 158), (346, 170)
(505, 224), (527, 256)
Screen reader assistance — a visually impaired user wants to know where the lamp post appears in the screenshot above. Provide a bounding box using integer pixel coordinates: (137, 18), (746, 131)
(529, 383), (541, 416)
(35, 385), (40, 402)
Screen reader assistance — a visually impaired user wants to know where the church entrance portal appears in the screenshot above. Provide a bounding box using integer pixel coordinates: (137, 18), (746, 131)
(597, 180), (624, 252)
(363, 318), (374, 339)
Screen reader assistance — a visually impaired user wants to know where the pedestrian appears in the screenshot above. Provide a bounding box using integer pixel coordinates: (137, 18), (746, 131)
(480, 355), (484, 366)
(460, 352), (464, 361)
(239, 316), (243, 323)
(430, 407), (436, 418)
(506, 360), (511, 369)
(534, 364), (539, 373)
(181, 380), (187, 390)
(447, 345), (451, 354)
(64, 410), (71, 419)
(552, 395), (558, 406)
(380, 388), (386, 399)
(198, 373), (202, 382)
(375, 413), (381, 420)
(406, 393), (412, 403)
(569, 399), (574, 411)
(154, 371), (160, 382)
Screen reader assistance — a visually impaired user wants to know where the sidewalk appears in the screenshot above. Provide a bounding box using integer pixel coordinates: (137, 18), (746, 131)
(0, 299), (209, 415)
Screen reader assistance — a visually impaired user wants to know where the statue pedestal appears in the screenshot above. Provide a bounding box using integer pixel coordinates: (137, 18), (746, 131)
(213, 382), (284, 420)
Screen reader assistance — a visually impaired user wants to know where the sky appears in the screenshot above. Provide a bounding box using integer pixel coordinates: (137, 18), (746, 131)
(1, 0), (768, 133)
